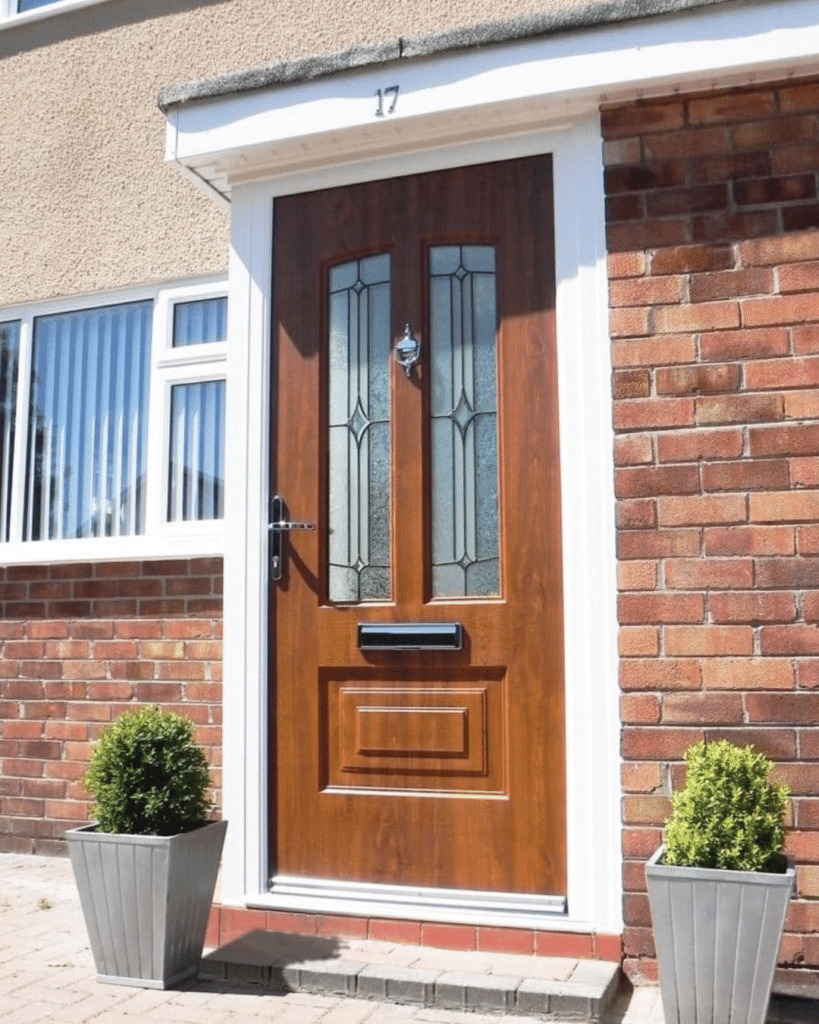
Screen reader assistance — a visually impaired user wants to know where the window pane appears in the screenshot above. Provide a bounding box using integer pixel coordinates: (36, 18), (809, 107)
(16, 0), (61, 10)
(328, 254), (392, 603)
(172, 297), (227, 347)
(24, 301), (152, 540)
(168, 380), (225, 522)
(0, 321), (20, 542)
(430, 245), (500, 598)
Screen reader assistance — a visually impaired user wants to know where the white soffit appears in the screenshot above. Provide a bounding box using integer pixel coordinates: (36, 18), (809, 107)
(164, 0), (819, 198)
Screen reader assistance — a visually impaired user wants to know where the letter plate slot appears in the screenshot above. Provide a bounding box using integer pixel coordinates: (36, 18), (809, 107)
(358, 622), (463, 651)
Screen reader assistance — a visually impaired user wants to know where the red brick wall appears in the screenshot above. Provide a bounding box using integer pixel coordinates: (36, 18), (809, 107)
(604, 79), (819, 989)
(0, 558), (222, 855)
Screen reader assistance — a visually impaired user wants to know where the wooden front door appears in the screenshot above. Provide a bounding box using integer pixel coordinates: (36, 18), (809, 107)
(270, 155), (566, 897)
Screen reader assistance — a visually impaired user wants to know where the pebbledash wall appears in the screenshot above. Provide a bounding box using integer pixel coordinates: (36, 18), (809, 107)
(603, 79), (819, 984)
(0, 559), (223, 855)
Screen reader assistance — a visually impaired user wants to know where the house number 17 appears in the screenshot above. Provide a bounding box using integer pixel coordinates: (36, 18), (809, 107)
(375, 85), (399, 117)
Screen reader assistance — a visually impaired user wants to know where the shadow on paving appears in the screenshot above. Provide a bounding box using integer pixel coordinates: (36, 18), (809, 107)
(200, 929), (345, 991)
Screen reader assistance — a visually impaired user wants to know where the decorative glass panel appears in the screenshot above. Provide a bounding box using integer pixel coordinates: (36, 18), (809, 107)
(0, 321), (20, 542)
(172, 297), (227, 347)
(168, 380), (225, 522)
(24, 301), (152, 540)
(328, 254), (391, 602)
(430, 245), (500, 597)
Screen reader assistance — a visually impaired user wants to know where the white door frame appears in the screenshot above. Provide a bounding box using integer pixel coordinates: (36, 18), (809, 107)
(160, 0), (819, 946)
(219, 115), (621, 934)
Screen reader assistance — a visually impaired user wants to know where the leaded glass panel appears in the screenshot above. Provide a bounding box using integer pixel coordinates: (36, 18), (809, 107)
(430, 245), (500, 598)
(328, 254), (391, 602)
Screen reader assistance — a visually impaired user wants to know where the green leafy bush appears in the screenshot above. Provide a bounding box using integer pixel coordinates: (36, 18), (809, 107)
(83, 706), (211, 836)
(664, 740), (788, 873)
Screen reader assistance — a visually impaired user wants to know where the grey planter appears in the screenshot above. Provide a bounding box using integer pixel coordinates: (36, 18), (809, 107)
(66, 819), (227, 988)
(646, 846), (795, 1024)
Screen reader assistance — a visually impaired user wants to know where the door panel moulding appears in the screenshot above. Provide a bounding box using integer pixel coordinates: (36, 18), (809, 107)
(216, 118), (619, 936)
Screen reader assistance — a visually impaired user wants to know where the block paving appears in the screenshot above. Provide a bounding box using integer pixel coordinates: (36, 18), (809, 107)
(0, 852), (663, 1024)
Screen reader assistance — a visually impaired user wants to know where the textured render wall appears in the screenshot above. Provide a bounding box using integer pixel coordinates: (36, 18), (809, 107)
(603, 79), (819, 989)
(0, 0), (558, 307)
(0, 558), (222, 854)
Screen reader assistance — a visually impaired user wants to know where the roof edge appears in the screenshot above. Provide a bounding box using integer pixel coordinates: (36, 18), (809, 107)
(158, 0), (735, 111)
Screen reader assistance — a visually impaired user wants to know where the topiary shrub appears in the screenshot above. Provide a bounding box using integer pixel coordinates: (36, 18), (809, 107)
(83, 706), (211, 836)
(664, 740), (789, 873)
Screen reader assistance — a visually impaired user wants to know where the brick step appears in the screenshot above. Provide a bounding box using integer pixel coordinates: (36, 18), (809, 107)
(200, 929), (621, 1019)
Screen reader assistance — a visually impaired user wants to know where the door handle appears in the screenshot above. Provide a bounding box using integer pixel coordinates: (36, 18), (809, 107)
(269, 495), (316, 581)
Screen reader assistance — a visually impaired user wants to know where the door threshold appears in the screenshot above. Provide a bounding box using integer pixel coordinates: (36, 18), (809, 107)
(247, 875), (568, 930)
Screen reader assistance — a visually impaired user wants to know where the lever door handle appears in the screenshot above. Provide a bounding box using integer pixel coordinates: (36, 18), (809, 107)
(269, 495), (315, 580)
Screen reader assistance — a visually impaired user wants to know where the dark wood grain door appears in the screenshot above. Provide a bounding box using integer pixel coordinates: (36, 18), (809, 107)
(270, 155), (566, 896)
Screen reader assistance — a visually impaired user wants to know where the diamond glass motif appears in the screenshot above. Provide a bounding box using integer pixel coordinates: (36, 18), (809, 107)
(328, 254), (392, 603)
(429, 245), (500, 598)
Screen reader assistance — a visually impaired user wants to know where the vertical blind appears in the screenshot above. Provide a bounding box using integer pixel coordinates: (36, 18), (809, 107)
(0, 321), (20, 542)
(173, 297), (228, 348)
(167, 296), (226, 523)
(24, 301), (152, 540)
(168, 380), (225, 522)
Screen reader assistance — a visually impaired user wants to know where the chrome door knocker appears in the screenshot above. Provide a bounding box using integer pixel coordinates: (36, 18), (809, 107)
(394, 323), (420, 376)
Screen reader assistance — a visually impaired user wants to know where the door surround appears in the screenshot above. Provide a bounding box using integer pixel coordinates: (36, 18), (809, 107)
(219, 117), (620, 934)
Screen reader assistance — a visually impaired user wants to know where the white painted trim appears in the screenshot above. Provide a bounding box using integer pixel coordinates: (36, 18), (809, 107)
(219, 184), (272, 905)
(167, 0), (819, 202)
(221, 118), (621, 933)
(553, 114), (622, 933)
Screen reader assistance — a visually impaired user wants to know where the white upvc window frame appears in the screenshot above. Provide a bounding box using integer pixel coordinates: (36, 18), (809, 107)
(148, 280), (228, 542)
(0, 275), (227, 564)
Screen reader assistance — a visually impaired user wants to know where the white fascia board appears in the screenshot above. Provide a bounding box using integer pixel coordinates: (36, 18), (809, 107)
(167, 0), (819, 188)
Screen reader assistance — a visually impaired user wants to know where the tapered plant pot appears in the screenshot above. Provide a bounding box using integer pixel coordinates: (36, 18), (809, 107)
(66, 819), (227, 988)
(646, 846), (794, 1024)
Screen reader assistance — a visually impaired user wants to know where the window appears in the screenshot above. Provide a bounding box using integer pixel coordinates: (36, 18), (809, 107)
(0, 321), (20, 543)
(15, 0), (60, 11)
(3, 0), (110, 20)
(173, 298), (228, 348)
(168, 381), (226, 522)
(165, 297), (227, 523)
(0, 281), (227, 559)
(24, 302), (151, 541)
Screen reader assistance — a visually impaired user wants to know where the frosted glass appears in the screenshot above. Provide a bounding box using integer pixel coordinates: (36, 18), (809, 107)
(328, 254), (391, 602)
(430, 245), (500, 598)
